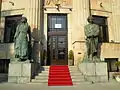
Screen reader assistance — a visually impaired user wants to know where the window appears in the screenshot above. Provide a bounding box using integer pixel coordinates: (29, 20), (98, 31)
(48, 14), (67, 31)
(92, 15), (109, 42)
(105, 58), (118, 72)
(4, 15), (22, 43)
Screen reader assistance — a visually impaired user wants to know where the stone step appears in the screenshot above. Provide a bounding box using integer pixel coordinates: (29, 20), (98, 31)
(32, 79), (85, 83)
(40, 71), (49, 73)
(73, 81), (91, 85)
(40, 70), (81, 74)
(69, 67), (78, 69)
(70, 73), (82, 76)
(69, 68), (79, 71)
(71, 75), (84, 79)
(39, 66), (79, 71)
(31, 81), (90, 85)
(35, 76), (48, 80)
(37, 72), (82, 77)
(38, 73), (49, 76)
(72, 79), (85, 82)
(32, 79), (48, 83)
(35, 75), (84, 79)
(40, 66), (77, 68)
(69, 66), (78, 68)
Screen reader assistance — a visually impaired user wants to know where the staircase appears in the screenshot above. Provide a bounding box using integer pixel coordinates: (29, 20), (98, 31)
(69, 66), (87, 85)
(31, 66), (49, 83)
(31, 66), (88, 85)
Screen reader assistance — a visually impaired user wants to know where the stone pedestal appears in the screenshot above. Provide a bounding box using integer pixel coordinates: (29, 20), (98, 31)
(79, 62), (108, 83)
(8, 62), (32, 84)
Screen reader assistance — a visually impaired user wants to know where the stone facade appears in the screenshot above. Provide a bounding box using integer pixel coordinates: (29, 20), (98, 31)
(1, 0), (120, 66)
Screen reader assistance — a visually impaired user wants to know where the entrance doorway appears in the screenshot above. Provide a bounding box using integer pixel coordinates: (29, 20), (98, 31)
(4, 15), (22, 43)
(47, 14), (68, 65)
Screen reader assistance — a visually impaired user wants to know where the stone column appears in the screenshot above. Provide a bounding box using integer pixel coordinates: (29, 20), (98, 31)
(72, 0), (90, 64)
(72, 0), (90, 42)
(25, 0), (43, 63)
(112, 0), (120, 42)
(68, 14), (72, 51)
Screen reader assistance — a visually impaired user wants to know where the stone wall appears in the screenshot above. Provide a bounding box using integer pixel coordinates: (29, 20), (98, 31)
(1, 0), (120, 65)
(1, 0), (43, 63)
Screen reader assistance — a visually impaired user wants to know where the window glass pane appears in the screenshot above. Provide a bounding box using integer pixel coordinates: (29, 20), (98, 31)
(48, 14), (67, 31)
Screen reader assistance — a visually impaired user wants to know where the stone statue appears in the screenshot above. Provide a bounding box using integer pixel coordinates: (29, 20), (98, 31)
(14, 17), (30, 62)
(83, 16), (100, 62)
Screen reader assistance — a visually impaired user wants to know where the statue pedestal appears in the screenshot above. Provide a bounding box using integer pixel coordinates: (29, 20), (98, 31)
(8, 60), (33, 84)
(79, 62), (108, 83)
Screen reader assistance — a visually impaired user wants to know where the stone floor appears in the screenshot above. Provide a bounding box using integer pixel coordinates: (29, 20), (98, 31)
(0, 80), (120, 90)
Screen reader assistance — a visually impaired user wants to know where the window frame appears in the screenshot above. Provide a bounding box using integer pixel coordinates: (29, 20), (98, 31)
(92, 15), (109, 42)
(48, 14), (67, 32)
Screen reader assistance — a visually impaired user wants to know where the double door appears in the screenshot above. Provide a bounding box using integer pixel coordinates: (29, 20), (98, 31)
(48, 35), (68, 65)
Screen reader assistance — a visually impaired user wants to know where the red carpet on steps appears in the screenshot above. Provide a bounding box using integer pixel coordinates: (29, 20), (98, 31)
(48, 65), (73, 86)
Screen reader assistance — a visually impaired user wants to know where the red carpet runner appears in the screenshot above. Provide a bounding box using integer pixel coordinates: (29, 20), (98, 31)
(48, 65), (73, 86)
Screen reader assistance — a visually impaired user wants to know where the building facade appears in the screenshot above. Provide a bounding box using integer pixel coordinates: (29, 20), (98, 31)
(1, 0), (120, 73)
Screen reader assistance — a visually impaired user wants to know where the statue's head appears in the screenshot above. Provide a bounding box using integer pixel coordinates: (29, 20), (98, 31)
(21, 17), (27, 23)
(87, 16), (94, 24)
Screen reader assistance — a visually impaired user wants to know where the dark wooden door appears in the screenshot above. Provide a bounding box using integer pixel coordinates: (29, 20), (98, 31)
(48, 35), (67, 65)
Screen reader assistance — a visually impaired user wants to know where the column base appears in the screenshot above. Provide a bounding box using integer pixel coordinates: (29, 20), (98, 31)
(79, 62), (108, 83)
(8, 61), (32, 84)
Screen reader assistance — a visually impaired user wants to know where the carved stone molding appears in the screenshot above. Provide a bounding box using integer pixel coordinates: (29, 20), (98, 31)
(44, 0), (72, 7)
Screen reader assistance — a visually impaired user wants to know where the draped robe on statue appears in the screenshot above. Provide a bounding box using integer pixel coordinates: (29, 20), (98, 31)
(84, 23), (100, 62)
(14, 22), (29, 59)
